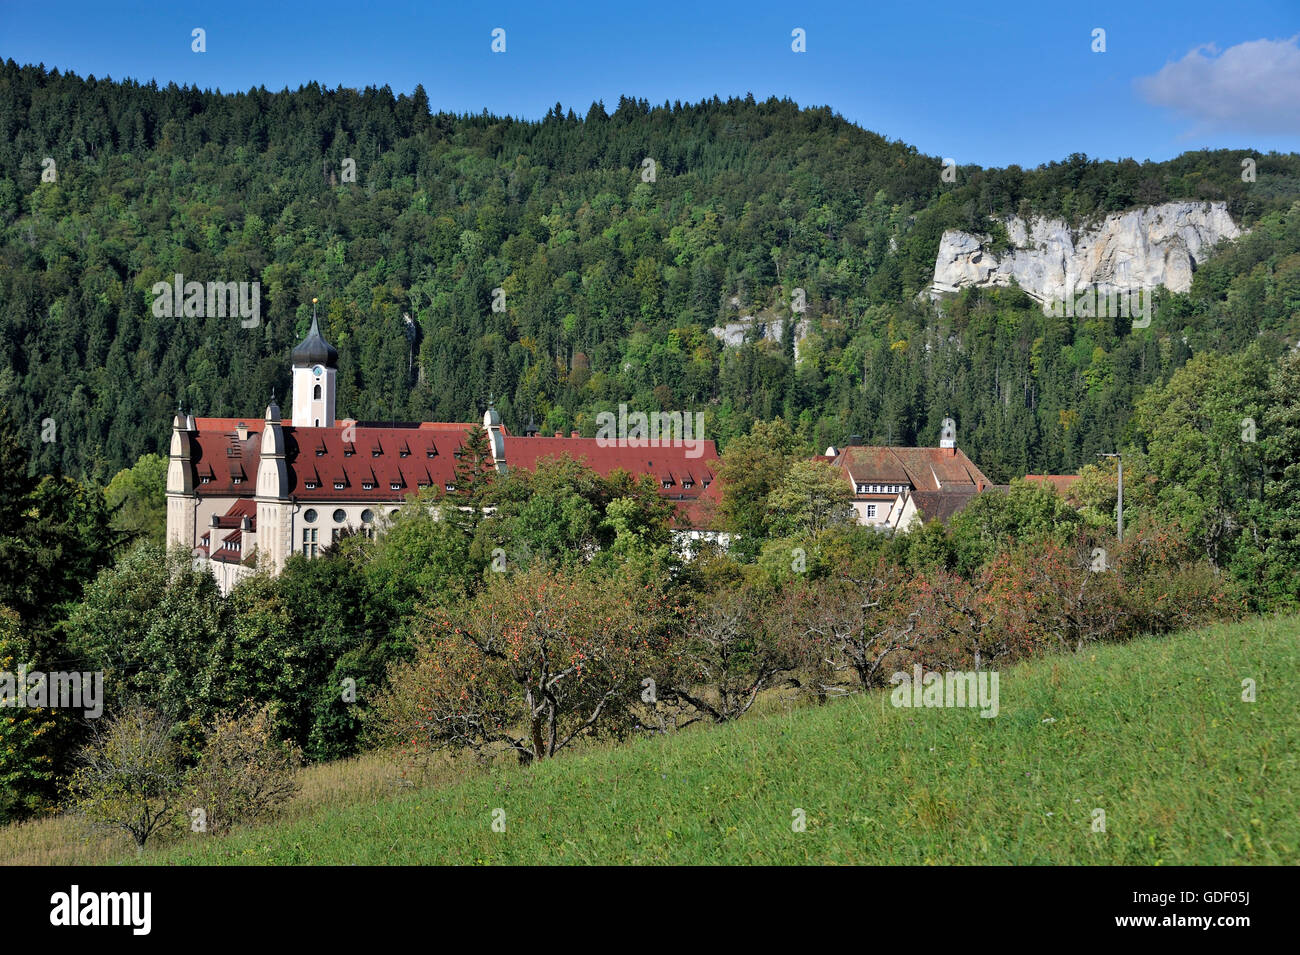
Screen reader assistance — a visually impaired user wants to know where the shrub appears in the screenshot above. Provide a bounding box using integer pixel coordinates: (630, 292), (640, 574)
(65, 707), (185, 851)
(187, 703), (302, 837)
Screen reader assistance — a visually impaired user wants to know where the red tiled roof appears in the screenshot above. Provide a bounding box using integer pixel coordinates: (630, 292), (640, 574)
(909, 486), (980, 524)
(835, 446), (991, 492)
(184, 423), (726, 529)
(188, 422), (471, 501)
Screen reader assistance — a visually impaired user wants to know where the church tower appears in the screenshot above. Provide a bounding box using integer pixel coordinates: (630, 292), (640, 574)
(484, 398), (507, 473)
(165, 404), (196, 549)
(291, 299), (338, 427)
(255, 393), (292, 571)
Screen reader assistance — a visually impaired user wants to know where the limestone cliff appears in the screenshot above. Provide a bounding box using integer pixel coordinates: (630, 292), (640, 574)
(930, 201), (1241, 303)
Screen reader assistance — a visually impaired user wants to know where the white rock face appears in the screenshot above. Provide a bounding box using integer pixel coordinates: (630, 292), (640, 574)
(710, 315), (810, 360)
(931, 201), (1241, 303)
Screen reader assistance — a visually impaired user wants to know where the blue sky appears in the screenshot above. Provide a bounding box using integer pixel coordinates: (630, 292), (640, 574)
(2, 0), (1298, 167)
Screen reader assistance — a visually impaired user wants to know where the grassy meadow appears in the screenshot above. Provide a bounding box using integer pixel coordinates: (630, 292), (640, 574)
(121, 614), (1299, 865)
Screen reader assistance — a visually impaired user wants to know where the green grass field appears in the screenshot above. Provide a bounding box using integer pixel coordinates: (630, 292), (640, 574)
(149, 615), (1297, 865)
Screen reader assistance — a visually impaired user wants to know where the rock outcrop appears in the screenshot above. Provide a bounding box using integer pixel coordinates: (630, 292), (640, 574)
(931, 201), (1241, 303)
(710, 315), (810, 360)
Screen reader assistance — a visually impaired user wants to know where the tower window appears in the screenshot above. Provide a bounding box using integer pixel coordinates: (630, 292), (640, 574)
(313, 384), (321, 400)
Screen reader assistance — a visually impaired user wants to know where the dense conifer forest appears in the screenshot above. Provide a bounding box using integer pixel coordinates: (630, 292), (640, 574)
(4, 60), (1300, 482)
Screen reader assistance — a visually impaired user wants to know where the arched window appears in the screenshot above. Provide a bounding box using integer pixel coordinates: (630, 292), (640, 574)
(313, 384), (321, 399)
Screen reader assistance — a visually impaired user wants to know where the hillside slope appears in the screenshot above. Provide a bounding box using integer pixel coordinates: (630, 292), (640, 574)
(147, 615), (1298, 865)
(5, 62), (1300, 482)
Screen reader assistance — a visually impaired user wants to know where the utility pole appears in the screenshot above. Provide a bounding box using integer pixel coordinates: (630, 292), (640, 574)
(1099, 452), (1123, 542)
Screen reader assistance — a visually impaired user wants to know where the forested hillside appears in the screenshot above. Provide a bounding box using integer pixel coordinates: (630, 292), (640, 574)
(3, 60), (1300, 482)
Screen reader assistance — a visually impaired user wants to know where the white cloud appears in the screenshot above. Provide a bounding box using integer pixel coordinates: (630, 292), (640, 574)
(1137, 37), (1300, 133)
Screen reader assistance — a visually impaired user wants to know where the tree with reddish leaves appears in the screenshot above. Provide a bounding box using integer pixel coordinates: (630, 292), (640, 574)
(914, 569), (1004, 672)
(978, 537), (1127, 657)
(781, 558), (930, 695)
(375, 564), (677, 764)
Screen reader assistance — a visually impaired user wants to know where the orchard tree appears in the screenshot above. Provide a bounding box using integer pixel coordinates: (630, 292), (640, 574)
(66, 707), (186, 852)
(782, 559), (929, 694)
(376, 564), (676, 764)
(651, 587), (794, 726)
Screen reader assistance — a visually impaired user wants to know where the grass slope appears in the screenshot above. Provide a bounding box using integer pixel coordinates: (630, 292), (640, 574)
(151, 616), (1298, 865)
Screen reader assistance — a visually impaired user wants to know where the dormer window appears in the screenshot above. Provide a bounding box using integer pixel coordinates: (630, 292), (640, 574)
(427, 449), (436, 458)
(857, 484), (868, 494)
(683, 480), (693, 489)
(662, 480), (673, 489)
(362, 482), (374, 491)
(400, 450), (409, 458)
(334, 481), (345, 490)
(390, 482), (402, 491)
(344, 449), (354, 457)
(304, 481), (318, 490)
(200, 476), (212, 484)
(444, 483), (455, 491)
(316, 449), (324, 456)
(232, 477), (242, 484)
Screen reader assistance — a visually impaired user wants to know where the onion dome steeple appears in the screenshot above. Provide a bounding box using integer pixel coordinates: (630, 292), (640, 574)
(291, 301), (338, 368)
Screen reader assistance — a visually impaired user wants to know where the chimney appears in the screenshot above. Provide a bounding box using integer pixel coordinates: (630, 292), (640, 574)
(554, 431), (563, 438)
(570, 430), (580, 438)
(210, 514), (220, 527)
(236, 421), (248, 441)
(240, 515), (252, 530)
